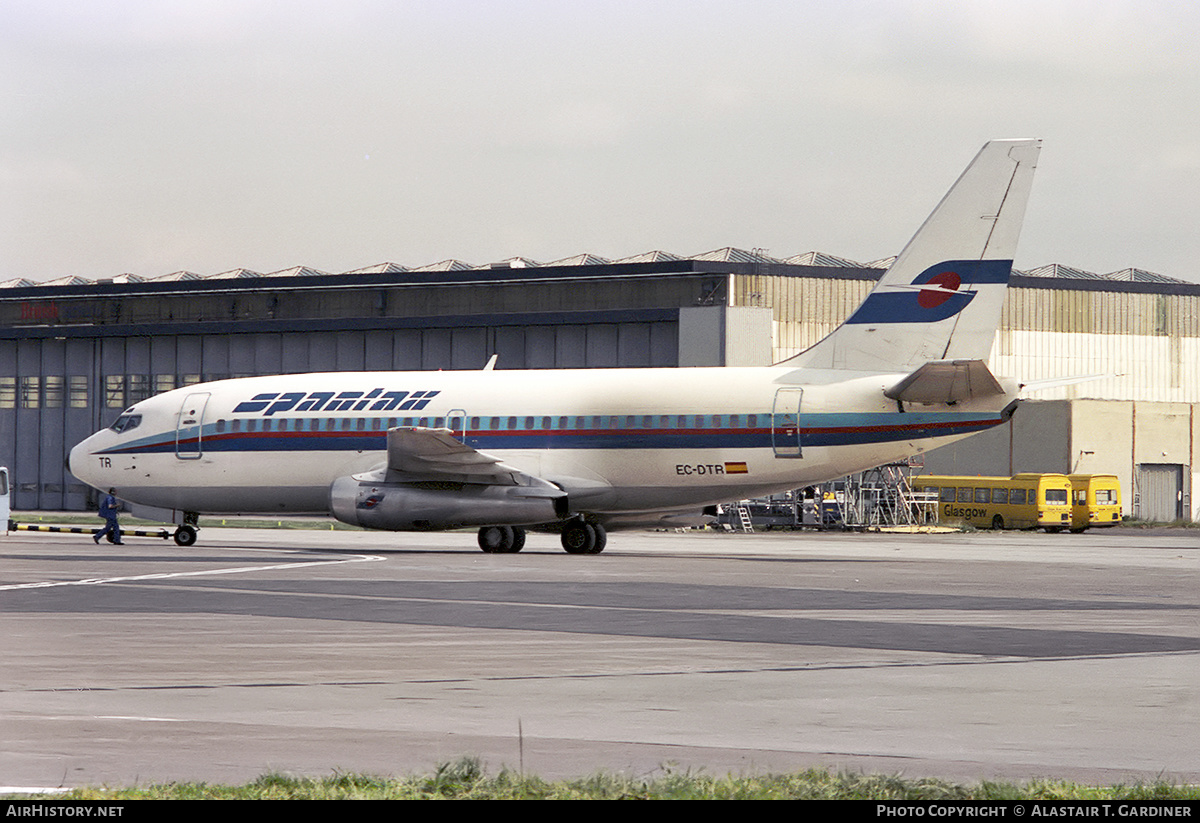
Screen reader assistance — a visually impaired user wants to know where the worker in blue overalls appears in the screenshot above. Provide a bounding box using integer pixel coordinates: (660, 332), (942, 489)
(94, 488), (124, 545)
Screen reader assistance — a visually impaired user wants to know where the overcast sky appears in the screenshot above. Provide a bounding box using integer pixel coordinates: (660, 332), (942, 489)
(3, 0), (1199, 283)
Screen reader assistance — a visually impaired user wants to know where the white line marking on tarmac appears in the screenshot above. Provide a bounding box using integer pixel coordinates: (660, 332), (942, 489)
(0, 553), (386, 591)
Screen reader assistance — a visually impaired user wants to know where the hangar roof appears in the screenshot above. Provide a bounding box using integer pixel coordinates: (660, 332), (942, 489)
(2, 247), (1195, 295)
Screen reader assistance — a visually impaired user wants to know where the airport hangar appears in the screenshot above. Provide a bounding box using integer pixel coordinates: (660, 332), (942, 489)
(1, 249), (1197, 522)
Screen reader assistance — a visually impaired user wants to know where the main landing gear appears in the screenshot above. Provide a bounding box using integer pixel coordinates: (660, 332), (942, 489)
(477, 525), (526, 553)
(475, 521), (608, 554)
(560, 520), (606, 554)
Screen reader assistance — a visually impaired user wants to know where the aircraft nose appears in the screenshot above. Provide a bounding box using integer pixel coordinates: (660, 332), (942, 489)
(67, 436), (96, 484)
(67, 440), (83, 478)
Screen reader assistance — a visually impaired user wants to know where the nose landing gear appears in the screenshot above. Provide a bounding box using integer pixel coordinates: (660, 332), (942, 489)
(173, 512), (200, 547)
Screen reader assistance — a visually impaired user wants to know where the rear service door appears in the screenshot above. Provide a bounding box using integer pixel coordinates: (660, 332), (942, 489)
(772, 387), (804, 458)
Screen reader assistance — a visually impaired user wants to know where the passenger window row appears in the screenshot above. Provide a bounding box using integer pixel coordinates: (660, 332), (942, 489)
(210, 414), (769, 433)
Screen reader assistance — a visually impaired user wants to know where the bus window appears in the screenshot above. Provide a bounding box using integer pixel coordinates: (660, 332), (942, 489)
(974, 488), (990, 504)
(992, 488), (1008, 504)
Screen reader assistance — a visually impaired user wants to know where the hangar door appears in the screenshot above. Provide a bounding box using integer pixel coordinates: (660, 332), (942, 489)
(1135, 463), (1184, 522)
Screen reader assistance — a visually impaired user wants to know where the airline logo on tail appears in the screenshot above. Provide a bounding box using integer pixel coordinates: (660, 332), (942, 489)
(844, 259), (1011, 324)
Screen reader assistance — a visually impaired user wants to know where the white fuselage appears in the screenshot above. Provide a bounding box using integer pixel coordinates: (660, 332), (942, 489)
(68, 364), (1017, 525)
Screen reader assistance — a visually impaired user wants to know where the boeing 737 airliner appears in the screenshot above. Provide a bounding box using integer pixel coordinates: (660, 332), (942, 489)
(68, 139), (1041, 552)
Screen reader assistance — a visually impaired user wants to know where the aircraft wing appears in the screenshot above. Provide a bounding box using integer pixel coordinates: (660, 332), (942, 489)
(385, 427), (557, 490)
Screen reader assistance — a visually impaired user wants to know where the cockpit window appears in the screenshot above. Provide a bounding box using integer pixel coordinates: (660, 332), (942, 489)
(110, 414), (142, 434)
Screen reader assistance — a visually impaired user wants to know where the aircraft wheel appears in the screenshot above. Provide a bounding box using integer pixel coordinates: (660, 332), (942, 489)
(587, 523), (607, 554)
(561, 521), (596, 554)
(478, 525), (515, 553)
(173, 525), (198, 547)
(991, 515), (1005, 530)
(510, 527), (526, 553)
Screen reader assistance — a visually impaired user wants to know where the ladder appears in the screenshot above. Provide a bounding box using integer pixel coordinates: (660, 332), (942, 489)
(735, 504), (754, 533)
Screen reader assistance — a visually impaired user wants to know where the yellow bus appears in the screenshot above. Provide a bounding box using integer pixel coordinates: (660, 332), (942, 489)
(911, 473), (1072, 531)
(1067, 474), (1122, 531)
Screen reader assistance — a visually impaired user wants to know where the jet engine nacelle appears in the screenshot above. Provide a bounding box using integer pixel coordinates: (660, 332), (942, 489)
(329, 473), (569, 531)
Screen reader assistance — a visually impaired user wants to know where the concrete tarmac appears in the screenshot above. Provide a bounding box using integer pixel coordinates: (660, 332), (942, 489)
(1, 525), (1197, 788)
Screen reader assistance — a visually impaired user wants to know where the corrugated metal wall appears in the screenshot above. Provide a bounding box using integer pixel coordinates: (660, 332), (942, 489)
(734, 276), (1200, 404)
(730, 273), (874, 361)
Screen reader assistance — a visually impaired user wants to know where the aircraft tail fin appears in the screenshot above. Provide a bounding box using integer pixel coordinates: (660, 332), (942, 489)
(783, 138), (1041, 373)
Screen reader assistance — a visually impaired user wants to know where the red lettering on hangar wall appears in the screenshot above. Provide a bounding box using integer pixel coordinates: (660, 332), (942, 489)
(20, 301), (59, 321)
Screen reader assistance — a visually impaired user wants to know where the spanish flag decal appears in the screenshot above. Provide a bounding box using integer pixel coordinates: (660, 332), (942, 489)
(724, 462), (749, 474)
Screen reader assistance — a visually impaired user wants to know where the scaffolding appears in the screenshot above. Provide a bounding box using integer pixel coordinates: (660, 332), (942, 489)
(838, 463), (938, 528)
(715, 460), (938, 531)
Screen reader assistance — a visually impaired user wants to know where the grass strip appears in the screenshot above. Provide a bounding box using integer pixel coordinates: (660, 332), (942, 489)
(9, 759), (1199, 800)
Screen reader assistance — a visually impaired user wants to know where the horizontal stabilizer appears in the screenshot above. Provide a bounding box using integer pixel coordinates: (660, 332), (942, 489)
(885, 360), (1004, 404)
(1020, 374), (1113, 394)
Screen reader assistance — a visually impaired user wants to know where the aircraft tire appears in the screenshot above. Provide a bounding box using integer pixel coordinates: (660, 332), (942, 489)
(478, 525), (515, 553)
(561, 522), (596, 554)
(586, 523), (607, 554)
(173, 525), (198, 547)
(510, 527), (526, 553)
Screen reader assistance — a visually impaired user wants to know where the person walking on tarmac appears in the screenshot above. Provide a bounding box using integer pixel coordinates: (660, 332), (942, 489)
(94, 488), (124, 545)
